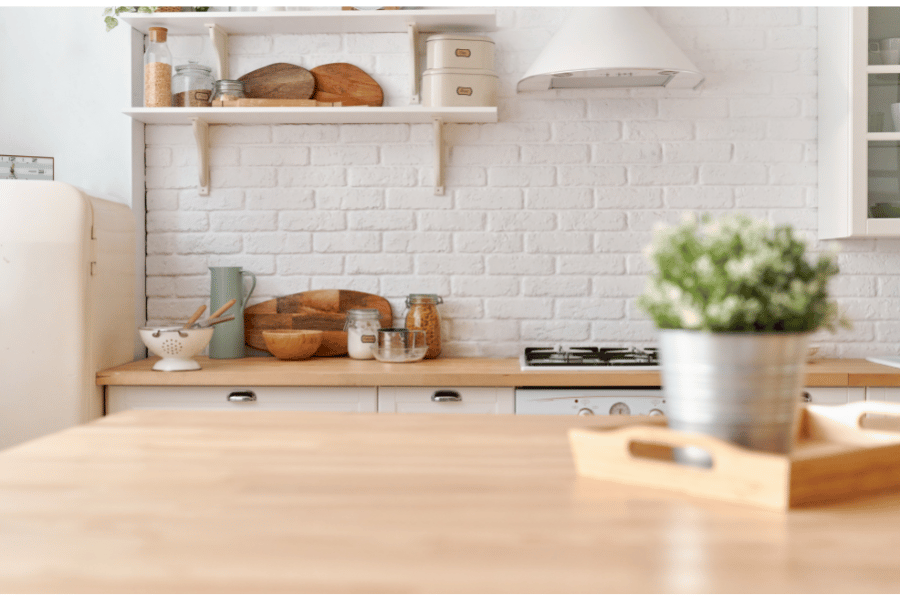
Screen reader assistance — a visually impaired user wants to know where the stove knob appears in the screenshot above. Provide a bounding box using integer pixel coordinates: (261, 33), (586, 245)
(609, 402), (631, 415)
(577, 407), (594, 416)
(648, 408), (664, 416)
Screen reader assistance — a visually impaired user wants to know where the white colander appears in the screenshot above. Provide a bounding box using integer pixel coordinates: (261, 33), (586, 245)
(139, 325), (215, 371)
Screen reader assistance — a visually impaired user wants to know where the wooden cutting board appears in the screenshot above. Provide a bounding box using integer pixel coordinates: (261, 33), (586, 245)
(237, 63), (315, 99)
(245, 290), (392, 357)
(311, 63), (384, 107)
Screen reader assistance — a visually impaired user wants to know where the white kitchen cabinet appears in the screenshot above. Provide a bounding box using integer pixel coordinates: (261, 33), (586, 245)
(121, 9), (498, 196)
(106, 386), (377, 414)
(819, 7), (900, 238)
(377, 387), (515, 414)
(865, 387), (900, 402)
(802, 387), (865, 405)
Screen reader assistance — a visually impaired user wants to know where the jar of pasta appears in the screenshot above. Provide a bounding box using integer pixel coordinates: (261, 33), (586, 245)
(404, 294), (443, 359)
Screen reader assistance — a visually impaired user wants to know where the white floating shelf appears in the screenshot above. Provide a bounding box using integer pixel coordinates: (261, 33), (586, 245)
(123, 106), (498, 125)
(119, 9), (497, 36)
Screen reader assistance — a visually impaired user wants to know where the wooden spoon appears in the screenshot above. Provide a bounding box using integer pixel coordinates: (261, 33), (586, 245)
(183, 304), (207, 328)
(209, 299), (237, 320)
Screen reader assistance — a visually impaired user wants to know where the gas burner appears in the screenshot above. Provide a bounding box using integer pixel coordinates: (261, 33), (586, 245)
(521, 346), (659, 370)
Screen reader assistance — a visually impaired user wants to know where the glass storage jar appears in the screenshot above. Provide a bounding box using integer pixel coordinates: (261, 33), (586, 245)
(344, 308), (382, 360)
(212, 80), (246, 103)
(172, 63), (214, 107)
(144, 27), (172, 107)
(404, 294), (443, 359)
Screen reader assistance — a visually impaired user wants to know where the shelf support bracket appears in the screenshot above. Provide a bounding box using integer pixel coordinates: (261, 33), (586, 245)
(206, 24), (229, 81)
(408, 22), (420, 105)
(433, 117), (444, 196)
(192, 117), (210, 196)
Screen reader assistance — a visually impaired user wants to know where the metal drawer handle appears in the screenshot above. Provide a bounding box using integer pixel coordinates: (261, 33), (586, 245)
(227, 391), (257, 403)
(432, 390), (462, 402)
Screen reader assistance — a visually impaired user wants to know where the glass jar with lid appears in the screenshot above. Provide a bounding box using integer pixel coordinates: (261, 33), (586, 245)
(212, 80), (246, 103)
(344, 308), (382, 360)
(404, 294), (443, 359)
(172, 63), (214, 107)
(144, 27), (172, 107)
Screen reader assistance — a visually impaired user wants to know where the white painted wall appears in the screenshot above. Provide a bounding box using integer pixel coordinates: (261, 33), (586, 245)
(0, 7), (133, 202)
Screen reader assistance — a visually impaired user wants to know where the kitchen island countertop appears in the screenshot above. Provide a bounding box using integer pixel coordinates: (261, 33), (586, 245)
(0, 409), (899, 593)
(97, 356), (900, 387)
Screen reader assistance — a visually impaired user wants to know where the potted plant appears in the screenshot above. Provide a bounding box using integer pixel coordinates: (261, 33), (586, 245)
(637, 213), (847, 465)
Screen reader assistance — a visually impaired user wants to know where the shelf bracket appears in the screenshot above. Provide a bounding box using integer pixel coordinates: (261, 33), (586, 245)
(408, 22), (420, 105)
(433, 117), (444, 196)
(206, 24), (229, 81)
(192, 117), (210, 196)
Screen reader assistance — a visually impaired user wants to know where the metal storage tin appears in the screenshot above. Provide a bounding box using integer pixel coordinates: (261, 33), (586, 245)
(425, 33), (495, 70)
(421, 68), (498, 107)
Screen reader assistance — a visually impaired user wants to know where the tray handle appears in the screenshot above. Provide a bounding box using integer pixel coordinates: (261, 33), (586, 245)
(806, 401), (900, 441)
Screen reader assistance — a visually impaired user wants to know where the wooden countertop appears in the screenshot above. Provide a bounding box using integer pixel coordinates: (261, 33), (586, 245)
(0, 410), (898, 593)
(96, 356), (900, 387)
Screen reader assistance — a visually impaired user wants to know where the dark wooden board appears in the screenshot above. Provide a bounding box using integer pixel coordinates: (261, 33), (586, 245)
(237, 63), (315, 99)
(311, 63), (384, 107)
(245, 290), (392, 357)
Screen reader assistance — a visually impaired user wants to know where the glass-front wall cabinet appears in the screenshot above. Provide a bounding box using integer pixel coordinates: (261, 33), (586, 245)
(868, 8), (900, 220)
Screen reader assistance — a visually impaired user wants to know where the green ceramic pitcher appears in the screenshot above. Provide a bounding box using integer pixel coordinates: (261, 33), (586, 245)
(208, 266), (256, 359)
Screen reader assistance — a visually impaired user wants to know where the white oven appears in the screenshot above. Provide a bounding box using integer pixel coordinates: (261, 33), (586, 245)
(515, 388), (665, 416)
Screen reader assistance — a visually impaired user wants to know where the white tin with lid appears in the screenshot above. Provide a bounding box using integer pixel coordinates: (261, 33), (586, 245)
(421, 68), (498, 107)
(425, 33), (495, 70)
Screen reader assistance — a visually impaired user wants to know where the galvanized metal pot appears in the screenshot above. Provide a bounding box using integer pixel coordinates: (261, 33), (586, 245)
(658, 329), (810, 467)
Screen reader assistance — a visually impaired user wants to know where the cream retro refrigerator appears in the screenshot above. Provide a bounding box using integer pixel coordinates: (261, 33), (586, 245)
(0, 181), (136, 450)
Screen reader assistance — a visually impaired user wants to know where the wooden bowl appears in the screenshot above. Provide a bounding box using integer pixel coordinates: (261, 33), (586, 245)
(262, 329), (323, 361)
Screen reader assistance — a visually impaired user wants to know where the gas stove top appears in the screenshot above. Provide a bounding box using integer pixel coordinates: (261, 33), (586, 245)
(519, 346), (659, 371)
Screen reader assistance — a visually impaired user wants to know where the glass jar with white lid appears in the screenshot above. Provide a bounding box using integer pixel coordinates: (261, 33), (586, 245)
(344, 308), (381, 360)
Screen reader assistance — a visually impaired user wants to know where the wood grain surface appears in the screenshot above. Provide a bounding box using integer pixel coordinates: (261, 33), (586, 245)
(1, 410), (900, 593)
(244, 290), (392, 357)
(311, 63), (384, 106)
(237, 63), (315, 99)
(97, 357), (877, 388)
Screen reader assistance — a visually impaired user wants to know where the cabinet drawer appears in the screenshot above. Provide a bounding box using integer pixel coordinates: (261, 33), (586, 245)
(803, 387), (865, 405)
(865, 388), (900, 403)
(377, 387), (514, 414)
(106, 386), (377, 414)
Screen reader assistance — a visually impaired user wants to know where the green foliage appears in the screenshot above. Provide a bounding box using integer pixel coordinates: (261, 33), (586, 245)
(103, 7), (155, 32)
(637, 213), (848, 333)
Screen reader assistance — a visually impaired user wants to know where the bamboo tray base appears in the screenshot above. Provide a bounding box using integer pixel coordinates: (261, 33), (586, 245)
(569, 402), (900, 511)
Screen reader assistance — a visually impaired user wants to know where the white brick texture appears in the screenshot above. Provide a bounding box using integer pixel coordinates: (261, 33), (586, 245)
(142, 7), (878, 358)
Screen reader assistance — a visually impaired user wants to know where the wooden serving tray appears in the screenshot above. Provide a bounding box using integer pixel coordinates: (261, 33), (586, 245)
(569, 402), (900, 511)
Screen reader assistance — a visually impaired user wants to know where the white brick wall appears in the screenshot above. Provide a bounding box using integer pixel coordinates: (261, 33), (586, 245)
(145, 7), (885, 359)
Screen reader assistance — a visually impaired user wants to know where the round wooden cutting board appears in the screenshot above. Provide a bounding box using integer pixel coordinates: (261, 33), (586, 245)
(244, 290), (392, 357)
(237, 63), (316, 99)
(310, 63), (384, 107)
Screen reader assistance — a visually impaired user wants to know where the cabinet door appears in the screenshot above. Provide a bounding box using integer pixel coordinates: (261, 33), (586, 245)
(803, 387), (865, 405)
(377, 387), (514, 414)
(106, 386), (377, 414)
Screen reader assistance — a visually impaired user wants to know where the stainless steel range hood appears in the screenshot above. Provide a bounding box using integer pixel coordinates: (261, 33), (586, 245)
(517, 7), (704, 92)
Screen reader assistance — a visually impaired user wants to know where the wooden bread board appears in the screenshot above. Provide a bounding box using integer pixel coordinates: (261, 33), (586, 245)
(244, 290), (392, 357)
(211, 99), (343, 107)
(569, 402), (900, 511)
(237, 63), (316, 99)
(311, 63), (384, 107)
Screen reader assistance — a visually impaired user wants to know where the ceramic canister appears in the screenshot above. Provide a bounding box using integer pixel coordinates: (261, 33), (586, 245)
(421, 68), (498, 107)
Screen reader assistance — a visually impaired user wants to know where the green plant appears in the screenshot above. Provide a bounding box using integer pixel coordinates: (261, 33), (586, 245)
(637, 213), (848, 333)
(104, 7), (156, 31)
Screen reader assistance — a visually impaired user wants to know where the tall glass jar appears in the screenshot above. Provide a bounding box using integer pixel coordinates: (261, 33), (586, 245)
(404, 294), (443, 359)
(344, 308), (381, 360)
(144, 27), (172, 107)
(172, 64), (214, 107)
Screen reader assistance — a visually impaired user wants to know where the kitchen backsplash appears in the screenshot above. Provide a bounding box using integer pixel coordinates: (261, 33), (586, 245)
(144, 7), (893, 359)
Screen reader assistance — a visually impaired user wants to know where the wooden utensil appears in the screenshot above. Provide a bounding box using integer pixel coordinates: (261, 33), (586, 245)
(183, 304), (207, 328)
(244, 290), (392, 357)
(210, 299), (236, 320)
(310, 63), (384, 107)
(237, 63), (316, 99)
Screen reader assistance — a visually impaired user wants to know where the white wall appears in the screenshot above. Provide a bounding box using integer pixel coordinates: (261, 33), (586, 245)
(0, 7), (145, 358)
